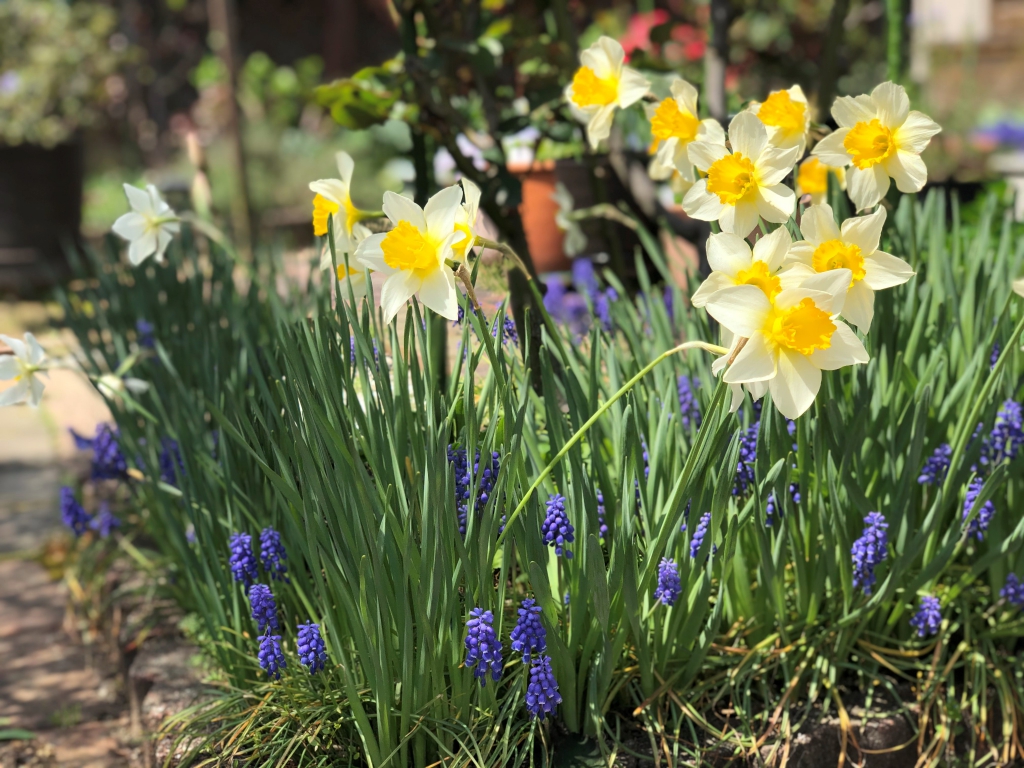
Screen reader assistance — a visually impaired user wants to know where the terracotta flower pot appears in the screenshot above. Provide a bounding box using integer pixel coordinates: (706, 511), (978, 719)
(509, 159), (572, 274)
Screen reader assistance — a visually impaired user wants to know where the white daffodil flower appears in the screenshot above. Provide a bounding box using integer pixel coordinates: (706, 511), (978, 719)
(812, 81), (941, 211)
(96, 373), (150, 400)
(552, 183), (587, 257)
(713, 327), (769, 413)
(747, 85), (812, 155)
(0, 332), (48, 407)
(691, 225), (791, 308)
(450, 178), (482, 262)
(782, 204), (914, 333)
(331, 262), (369, 303)
(353, 186), (466, 324)
(646, 77), (725, 181)
(565, 36), (651, 150)
(312, 152), (372, 269)
(796, 157), (846, 205)
(683, 112), (801, 237)
(111, 184), (180, 265)
(705, 270), (869, 419)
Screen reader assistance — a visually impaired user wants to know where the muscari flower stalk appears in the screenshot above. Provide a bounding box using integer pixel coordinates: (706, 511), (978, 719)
(249, 584), (279, 634)
(596, 490), (608, 543)
(229, 532), (259, 585)
(525, 655), (562, 720)
(448, 446), (501, 536)
(677, 375), (702, 431)
(71, 423), (127, 481)
(464, 607), (502, 686)
(962, 477), (995, 541)
(89, 502), (120, 538)
(1001, 574), (1024, 609)
(60, 486), (91, 536)
(909, 595), (942, 638)
(257, 633), (286, 680)
(541, 493), (575, 559)
(690, 511), (712, 560)
(492, 314), (518, 346)
(136, 319), (155, 349)
(158, 437), (184, 486)
(852, 512), (889, 595)
(259, 527), (289, 582)
(510, 598), (546, 664)
(918, 443), (952, 485)
(733, 420), (760, 496)
(990, 342), (1001, 370)
(766, 483), (802, 527)
(978, 400), (1023, 472)
(297, 622), (327, 674)
(654, 558), (682, 606)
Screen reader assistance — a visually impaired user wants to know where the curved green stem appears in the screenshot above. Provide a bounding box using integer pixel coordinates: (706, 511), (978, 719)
(475, 236), (533, 281)
(495, 339), (729, 547)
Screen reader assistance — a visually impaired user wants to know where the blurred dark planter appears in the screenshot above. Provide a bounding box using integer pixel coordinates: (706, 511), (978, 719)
(0, 140), (83, 295)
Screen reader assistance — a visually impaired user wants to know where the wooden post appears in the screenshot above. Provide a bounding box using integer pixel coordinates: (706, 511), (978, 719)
(705, 0), (730, 125)
(207, 0), (253, 261)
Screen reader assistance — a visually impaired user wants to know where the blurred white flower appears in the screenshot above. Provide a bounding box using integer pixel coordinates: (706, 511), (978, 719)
(646, 77), (724, 181)
(552, 183), (587, 257)
(112, 183), (180, 265)
(0, 332), (48, 407)
(96, 373), (150, 400)
(747, 85), (812, 155)
(311, 151), (371, 265)
(796, 157), (846, 205)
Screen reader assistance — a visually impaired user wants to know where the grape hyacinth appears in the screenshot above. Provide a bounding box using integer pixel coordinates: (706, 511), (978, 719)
(71, 423), (127, 481)
(733, 420), (759, 496)
(690, 511), (712, 559)
(60, 486), (91, 536)
(257, 633), (286, 680)
(654, 558), (682, 606)
(765, 491), (780, 528)
(229, 532), (259, 585)
(158, 437), (185, 486)
(982, 400), (1023, 470)
(492, 314), (519, 346)
(1001, 574), (1024, 608)
(88, 502), (120, 538)
(851, 512), (889, 595)
(541, 493), (575, 559)
(909, 595), (942, 638)
(448, 446), (501, 536)
(510, 598), (546, 664)
(259, 527), (289, 582)
(464, 608), (502, 686)
(297, 622), (327, 674)
(990, 342), (1001, 370)
(525, 655), (562, 720)
(248, 583), (279, 633)
(918, 443), (952, 485)
(136, 319), (156, 349)
(962, 476), (995, 541)
(596, 490), (608, 543)
(677, 375), (702, 431)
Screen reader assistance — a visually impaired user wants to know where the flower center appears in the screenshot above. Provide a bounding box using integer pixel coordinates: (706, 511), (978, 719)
(313, 194), (340, 237)
(797, 158), (829, 196)
(844, 119), (895, 170)
(450, 222), (473, 259)
(707, 153), (758, 205)
(381, 220), (440, 276)
(570, 66), (619, 108)
(764, 298), (835, 355)
(650, 97), (699, 143)
(757, 91), (806, 137)
(734, 260), (781, 300)
(811, 239), (865, 282)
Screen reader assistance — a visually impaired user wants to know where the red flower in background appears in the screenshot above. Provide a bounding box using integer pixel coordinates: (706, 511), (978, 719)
(620, 10), (669, 61)
(670, 24), (706, 62)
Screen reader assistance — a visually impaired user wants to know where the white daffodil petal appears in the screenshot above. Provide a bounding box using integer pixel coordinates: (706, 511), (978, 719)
(112, 212), (147, 242)
(586, 104), (617, 149)
(754, 185), (795, 224)
(309, 179), (349, 204)
(380, 271), (421, 324)
(770, 350), (822, 419)
(723, 332), (777, 384)
(681, 181), (727, 222)
(671, 78), (699, 115)
(727, 112), (769, 159)
(728, 384), (745, 412)
(811, 320), (869, 370)
(417, 268), (458, 321)
(896, 111), (942, 154)
(588, 36), (624, 79)
(811, 129), (852, 167)
(128, 232), (158, 266)
(789, 270), (852, 313)
(847, 165), (890, 211)
(0, 356), (18, 379)
(687, 141), (730, 172)
(757, 145), (802, 186)
(690, 272), (735, 308)
(462, 178), (482, 222)
(786, 242), (815, 266)
(354, 233), (391, 273)
(424, 186), (465, 242)
(155, 229), (173, 262)
(800, 204), (841, 245)
(778, 262), (816, 290)
(697, 118), (726, 146)
(832, 95), (876, 128)
(872, 81), (910, 129)
(707, 232), (753, 275)
(123, 183), (155, 214)
(617, 67), (651, 108)
(753, 225), (792, 271)
(0, 379), (29, 407)
(721, 201), (761, 237)
(705, 285), (773, 337)
(863, 251), (915, 290)
(840, 279), (875, 331)
(885, 150), (928, 194)
(841, 207), (886, 254)
(382, 191), (427, 229)
(336, 151), (355, 186)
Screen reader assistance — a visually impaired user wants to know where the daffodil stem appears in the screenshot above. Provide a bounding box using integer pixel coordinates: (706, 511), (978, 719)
(455, 262), (481, 311)
(569, 203), (638, 231)
(475, 237), (533, 282)
(494, 339), (730, 548)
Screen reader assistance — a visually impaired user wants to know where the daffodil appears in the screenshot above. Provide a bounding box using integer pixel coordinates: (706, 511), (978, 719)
(565, 36), (650, 150)
(0, 332), (48, 407)
(748, 85), (812, 155)
(683, 112), (801, 236)
(450, 179), (482, 261)
(311, 151), (372, 266)
(353, 186), (466, 324)
(111, 184), (180, 265)
(690, 225), (791, 308)
(552, 183), (587, 257)
(705, 270), (868, 419)
(796, 157), (846, 205)
(783, 204), (914, 332)
(812, 81), (941, 211)
(646, 77), (724, 181)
